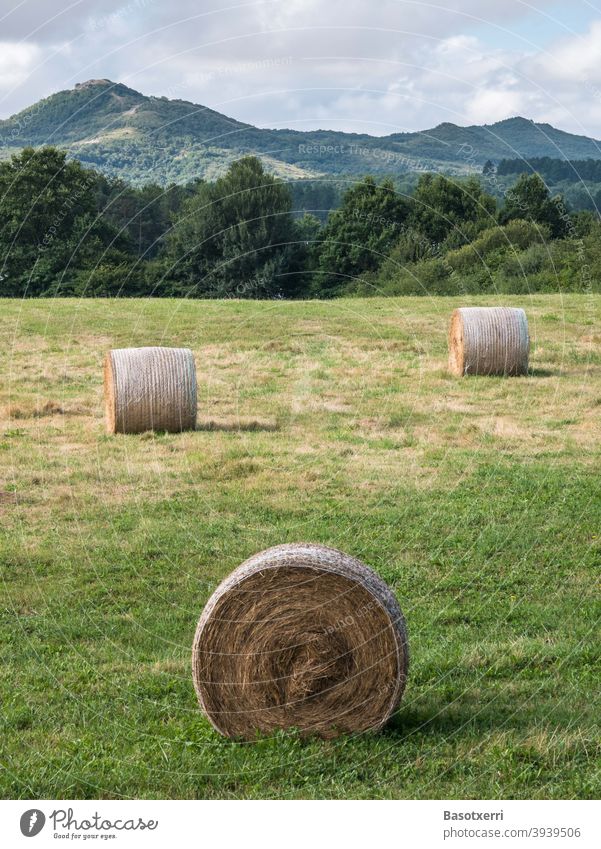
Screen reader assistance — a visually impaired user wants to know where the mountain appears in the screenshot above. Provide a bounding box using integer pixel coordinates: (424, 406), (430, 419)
(2, 79), (601, 186)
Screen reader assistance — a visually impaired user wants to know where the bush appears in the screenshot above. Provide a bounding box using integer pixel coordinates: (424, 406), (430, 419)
(501, 243), (550, 279)
(68, 262), (148, 296)
(445, 219), (549, 273)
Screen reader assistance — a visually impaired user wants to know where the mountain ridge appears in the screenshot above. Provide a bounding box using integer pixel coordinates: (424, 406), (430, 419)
(2, 79), (600, 185)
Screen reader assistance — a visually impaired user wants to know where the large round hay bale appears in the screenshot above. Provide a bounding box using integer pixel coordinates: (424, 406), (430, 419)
(104, 346), (197, 434)
(192, 543), (409, 739)
(448, 307), (529, 376)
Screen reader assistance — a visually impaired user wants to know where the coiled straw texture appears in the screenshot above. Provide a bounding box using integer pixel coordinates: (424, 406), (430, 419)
(448, 307), (529, 376)
(192, 543), (409, 740)
(104, 346), (197, 434)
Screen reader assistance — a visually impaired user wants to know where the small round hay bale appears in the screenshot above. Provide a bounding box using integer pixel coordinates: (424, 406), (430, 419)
(448, 306), (529, 376)
(192, 543), (408, 739)
(104, 346), (197, 434)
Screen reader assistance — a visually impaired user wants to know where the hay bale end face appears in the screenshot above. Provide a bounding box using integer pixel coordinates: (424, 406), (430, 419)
(448, 307), (529, 376)
(192, 543), (409, 740)
(104, 346), (197, 434)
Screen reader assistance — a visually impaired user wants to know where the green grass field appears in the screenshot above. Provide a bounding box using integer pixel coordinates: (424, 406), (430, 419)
(1, 294), (600, 799)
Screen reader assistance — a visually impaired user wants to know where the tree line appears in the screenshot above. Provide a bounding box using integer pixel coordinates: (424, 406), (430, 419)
(0, 146), (598, 298)
(496, 156), (601, 183)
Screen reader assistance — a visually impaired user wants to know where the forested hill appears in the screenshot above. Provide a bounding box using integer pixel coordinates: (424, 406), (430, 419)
(2, 79), (601, 185)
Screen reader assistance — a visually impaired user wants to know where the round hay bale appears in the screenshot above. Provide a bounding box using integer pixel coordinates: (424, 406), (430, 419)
(192, 543), (409, 739)
(448, 307), (529, 376)
(104, 346), (197, 434)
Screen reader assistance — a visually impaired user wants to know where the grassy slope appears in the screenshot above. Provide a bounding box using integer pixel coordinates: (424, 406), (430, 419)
(0, 295), (600, 799)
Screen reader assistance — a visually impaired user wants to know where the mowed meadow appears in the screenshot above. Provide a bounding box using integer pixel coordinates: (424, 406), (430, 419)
(0, 294), (600, 799)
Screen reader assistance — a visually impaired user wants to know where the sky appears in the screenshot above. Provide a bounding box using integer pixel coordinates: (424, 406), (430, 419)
(2, 0), (601, 136)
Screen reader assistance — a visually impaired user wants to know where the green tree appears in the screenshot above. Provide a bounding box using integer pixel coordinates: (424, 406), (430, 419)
(96, 177), (191, 259)
(0, 146), (127, 295)
(315, 176), (410, 296)
(410, 173), (497, 244)
(286, 213), (321, 292)
(164, 156), (298, 297)
(501, 172), (568, 237)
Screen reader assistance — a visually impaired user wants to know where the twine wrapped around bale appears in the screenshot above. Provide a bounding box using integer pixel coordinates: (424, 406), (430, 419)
(104, 346), (197, 434)
(192, 543), (409, 740)
(448, 307), (529, 376)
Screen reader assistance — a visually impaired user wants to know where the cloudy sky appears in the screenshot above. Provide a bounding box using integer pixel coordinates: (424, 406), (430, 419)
(2, 0), (601, 136)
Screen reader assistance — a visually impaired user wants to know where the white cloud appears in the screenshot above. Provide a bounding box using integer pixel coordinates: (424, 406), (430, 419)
(0, 0), (128, 41)
(0, 42), (42, 90)
(1, 1), (601, 139)
(464, 88), (527, 125)
(533, 19), (601, 82)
